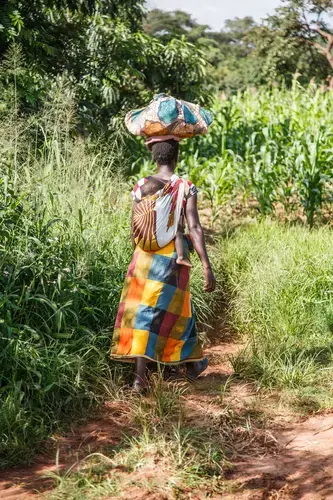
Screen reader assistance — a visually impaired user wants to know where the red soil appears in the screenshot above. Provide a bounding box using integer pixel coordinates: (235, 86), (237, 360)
(0, 336), (332, 499)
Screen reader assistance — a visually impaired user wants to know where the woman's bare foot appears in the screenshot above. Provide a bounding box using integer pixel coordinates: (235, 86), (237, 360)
(176, 257), (192, 267)
(132, 376), (148, 393)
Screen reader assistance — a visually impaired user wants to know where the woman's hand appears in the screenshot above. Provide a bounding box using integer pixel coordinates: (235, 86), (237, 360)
(203, 267), (216, 293)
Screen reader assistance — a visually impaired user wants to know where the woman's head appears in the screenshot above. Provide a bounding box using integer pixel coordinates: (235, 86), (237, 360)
(150, 139), (179, 166)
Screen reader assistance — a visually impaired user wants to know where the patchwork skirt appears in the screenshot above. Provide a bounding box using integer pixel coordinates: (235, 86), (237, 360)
(111, 240), (203, 364)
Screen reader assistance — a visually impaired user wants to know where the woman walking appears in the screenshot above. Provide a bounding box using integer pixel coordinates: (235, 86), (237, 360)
(111, 138), (216, 391)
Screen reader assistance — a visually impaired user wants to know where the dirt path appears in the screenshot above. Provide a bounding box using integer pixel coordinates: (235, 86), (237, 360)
(1, 335), (333, 500)
(195, 337), (333, 499)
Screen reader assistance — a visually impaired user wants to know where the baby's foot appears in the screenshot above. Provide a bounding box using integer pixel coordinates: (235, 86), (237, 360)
(176, 257), (192, 268)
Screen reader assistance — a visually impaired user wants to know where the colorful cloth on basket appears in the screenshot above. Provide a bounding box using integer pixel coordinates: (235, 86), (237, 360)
(111, 240), (203, 364)
(125, 94), (213, 139)
(132, 175), (197, 252)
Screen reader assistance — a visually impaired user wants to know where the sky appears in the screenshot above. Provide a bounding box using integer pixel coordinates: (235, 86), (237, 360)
(145, 0), (282, 30)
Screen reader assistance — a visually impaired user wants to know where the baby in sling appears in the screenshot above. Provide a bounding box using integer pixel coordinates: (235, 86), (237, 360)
(132, 175), (193, 267)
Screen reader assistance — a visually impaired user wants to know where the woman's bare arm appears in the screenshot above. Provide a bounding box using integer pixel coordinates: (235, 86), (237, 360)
(185, 194), (216, 292)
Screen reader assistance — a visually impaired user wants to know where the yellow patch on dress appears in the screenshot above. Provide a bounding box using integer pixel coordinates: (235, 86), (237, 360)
(155, 240), (175, 257)
(130, 329), (149, 355)
(141, 279), (164, 308)
(169, 340), (185, 362)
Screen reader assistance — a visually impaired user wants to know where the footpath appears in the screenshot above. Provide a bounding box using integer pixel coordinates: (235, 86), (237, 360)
(1, 330), (333, 499)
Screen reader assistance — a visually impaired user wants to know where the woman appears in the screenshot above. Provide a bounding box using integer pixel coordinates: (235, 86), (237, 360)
(111, 138), (216, 391)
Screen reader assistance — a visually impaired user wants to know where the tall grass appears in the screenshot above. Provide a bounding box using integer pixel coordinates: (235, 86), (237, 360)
(220, 222), (333, 407)
(0, 81), (220, 467)
(0, 84), (134, 466)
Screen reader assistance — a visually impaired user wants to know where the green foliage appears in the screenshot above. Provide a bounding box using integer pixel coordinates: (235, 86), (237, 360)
(144, 8), (209, 42)
(221, 222), (333, 403)
(250, 0), (333, 85)
(144, 10), (260, 93)
(0, 1), (211, 133)
(145, 3), (333, 92)
(186, 82), (333, 223)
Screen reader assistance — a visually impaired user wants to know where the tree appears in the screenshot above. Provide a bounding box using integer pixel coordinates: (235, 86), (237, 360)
(143, 9), (208, 42)
(0, 1), (211, 133)
(205, 17), (261, 92)
(250, 0), (333, 85)
(144, 10), (260, 92)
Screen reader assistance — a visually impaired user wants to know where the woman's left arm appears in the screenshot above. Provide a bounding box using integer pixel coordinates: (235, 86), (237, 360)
(185, 194), (216, 293)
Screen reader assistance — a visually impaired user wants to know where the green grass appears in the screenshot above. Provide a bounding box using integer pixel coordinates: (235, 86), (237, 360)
(0, 88), (220, 468)
(220, 221), (333, 408)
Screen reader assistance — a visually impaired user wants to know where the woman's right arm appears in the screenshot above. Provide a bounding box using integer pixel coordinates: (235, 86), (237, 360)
(185, 194), (216, 293)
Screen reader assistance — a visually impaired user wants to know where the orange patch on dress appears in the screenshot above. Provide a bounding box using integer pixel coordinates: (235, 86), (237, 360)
(115, 328), (133, 355)
(126, 277), (145, 303)
(163, 337), (182, 362)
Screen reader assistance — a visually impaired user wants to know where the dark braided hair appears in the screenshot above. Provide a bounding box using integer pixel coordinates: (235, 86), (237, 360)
(150, 139), (179, 165)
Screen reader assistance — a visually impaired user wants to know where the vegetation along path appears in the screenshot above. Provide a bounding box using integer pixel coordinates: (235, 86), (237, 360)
(1, 324), (332, 500)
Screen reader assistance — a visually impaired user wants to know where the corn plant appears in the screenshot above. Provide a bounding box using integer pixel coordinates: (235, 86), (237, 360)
(293, 131), (333, 226)
(178, 83), (333, 224)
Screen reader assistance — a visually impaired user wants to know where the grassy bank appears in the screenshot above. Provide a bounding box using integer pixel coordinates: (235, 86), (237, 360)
(220, 221), (333, 409)
(1, 148), (131, 466)
(0, 91), (220, 467)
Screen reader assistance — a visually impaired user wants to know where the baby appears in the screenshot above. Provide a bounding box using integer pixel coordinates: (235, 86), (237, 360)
(140, 177), (192, 267)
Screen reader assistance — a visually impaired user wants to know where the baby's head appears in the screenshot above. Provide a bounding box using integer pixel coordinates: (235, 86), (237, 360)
(140, 178), (166, 198)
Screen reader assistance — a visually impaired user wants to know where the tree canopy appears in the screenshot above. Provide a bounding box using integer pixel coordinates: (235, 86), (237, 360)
(144, 2), (333, 91)
(0, 0), (210, 134)
(250, 0), (333, 85)
(1, 0), (333, 136)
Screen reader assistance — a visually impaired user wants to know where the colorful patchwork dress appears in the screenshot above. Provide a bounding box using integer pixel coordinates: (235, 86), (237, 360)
(110, 175), (203, 364)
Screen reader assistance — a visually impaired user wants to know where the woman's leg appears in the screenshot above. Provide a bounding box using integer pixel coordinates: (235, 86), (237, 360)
(133, 357), (148, 389)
